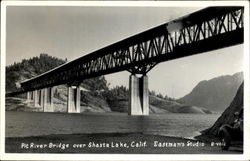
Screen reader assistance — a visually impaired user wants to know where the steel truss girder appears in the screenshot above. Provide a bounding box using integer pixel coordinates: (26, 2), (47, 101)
(21, 7), (244, 91)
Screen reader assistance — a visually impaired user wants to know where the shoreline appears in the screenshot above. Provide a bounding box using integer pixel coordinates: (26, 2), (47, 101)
(5, 132), (242, 154)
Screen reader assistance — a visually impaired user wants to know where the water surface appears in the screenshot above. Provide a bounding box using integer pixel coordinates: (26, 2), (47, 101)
(6, 111), (220, 138)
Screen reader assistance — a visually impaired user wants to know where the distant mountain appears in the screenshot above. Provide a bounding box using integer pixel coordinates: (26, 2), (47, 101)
(178, 72), (243, 112)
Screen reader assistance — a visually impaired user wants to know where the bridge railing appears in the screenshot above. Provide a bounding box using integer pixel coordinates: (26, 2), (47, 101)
(21, 7), (244, 91)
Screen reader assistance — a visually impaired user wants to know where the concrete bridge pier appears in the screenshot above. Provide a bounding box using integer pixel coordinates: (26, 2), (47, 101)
(26, 91), (32, 101)
(67, 86), (81, 113)
(43, 87), (54, 112)
(31, 91), (34, 100)
(39, 89), (44, 107)
(129, 74), (149, 115)
(34, 90), (39, 107)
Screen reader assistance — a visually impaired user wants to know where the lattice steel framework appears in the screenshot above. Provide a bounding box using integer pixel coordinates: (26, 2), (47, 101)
(21, 7), (244, 91)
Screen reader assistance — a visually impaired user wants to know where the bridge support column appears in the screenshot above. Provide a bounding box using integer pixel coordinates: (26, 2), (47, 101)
(34, 90), (39, 107)
(39, 89), (44, 107)
(43, 88), (47, 111)
(30, 91), (34, 100)
(43, 87), (54, 112)
(129, 74), (149, 115)
(67, 86), (80, 113)
(27, 91), (32, 101)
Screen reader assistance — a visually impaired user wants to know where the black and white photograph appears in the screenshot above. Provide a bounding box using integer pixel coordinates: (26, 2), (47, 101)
(1, 1), (249, 160)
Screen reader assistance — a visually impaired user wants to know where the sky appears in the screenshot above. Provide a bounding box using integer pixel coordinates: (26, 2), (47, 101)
(6, 6), (243, 99)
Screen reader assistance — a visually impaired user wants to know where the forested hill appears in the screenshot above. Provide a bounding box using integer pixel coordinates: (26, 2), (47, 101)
(6, 53), (66, 93)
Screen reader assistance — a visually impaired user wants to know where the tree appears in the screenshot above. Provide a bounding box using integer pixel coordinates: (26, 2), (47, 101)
(157, 93), (163, 99)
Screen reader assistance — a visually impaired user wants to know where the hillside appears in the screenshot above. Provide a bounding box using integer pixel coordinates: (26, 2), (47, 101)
(6, 53), (212, 114)
(149, 95), (212, 114)
(178, 72), (243, 112)
(200, 82), (243, 137)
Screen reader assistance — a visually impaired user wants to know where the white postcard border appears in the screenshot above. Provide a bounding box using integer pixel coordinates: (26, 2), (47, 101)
(1, 1), (249, 160)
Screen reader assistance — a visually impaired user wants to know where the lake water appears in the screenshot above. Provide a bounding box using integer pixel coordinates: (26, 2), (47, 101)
(6, 111), (220, 138)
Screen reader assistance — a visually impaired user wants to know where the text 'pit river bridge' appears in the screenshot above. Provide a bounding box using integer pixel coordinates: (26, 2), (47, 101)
(11, 7), (243, 115)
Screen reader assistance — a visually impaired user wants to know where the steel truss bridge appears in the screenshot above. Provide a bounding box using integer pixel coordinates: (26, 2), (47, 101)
(21, 6), (244, 91)
(16, 7), (244, 115)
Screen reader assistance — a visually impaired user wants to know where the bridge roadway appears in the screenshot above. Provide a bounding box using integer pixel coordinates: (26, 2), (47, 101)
(19, 7), (244, 115)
